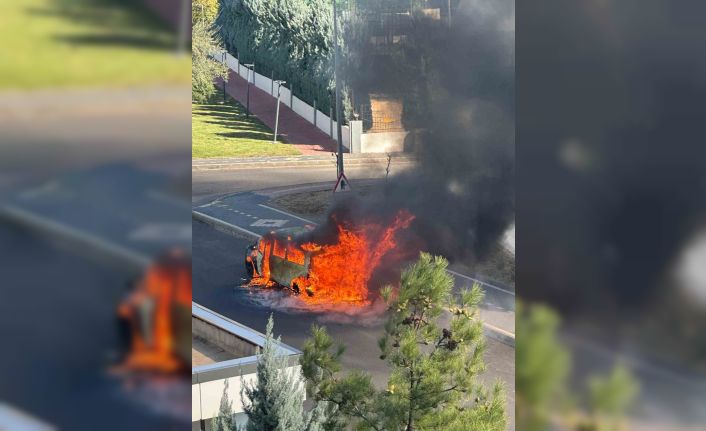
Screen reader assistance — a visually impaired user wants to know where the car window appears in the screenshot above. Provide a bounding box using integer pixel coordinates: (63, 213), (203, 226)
(272, 238), (286, 258)
(287, 243), (305, 265)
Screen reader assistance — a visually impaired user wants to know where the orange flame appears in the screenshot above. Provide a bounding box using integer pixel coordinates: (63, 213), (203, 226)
(116, 251), (191, 375)
(250, 210), (414, 306)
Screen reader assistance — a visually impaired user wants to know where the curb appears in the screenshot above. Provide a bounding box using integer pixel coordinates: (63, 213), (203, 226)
(0, 204), (151, 271)
(192, 155), (417, 171)
(483, 323), (516, 347)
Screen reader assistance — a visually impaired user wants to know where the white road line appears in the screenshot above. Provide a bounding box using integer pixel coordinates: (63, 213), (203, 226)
(193, 210), (260, 239)
(258, 204), (316, 224)
(0, 204), (151, 268)
(447, 269), (515, 296)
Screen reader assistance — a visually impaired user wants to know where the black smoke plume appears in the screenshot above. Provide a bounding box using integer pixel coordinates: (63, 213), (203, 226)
(316, 0), (515, 266)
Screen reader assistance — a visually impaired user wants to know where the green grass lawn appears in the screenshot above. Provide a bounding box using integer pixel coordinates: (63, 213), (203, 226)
(192, 94), (302, 158)
(0, 0), (190, 89)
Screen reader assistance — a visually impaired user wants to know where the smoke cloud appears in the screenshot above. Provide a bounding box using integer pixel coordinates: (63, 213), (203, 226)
(318, 0), (515, 266)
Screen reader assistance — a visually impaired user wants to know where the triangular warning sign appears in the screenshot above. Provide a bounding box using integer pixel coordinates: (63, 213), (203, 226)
(333, 171), (351, 193)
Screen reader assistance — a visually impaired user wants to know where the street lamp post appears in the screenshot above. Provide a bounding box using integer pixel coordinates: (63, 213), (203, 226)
(243, 64), (254, 118)
(273, 80), (286, 144)
(333, 0), (344, 178)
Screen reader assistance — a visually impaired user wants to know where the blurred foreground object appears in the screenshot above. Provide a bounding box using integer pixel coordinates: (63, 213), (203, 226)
(517, 0), (706, 429)
(116, 249), (191, 375)
(517, 302), (639, 431)
(0, 403), (56, 431)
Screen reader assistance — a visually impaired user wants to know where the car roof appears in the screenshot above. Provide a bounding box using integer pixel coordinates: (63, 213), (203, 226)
(263, 226), (312, 238)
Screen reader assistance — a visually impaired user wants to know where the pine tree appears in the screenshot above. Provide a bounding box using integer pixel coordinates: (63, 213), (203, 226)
(241, 315), (327, 431)
(212, 379), (238, 431)
(300, 252), (507, 431)
(516, 301), (571, 431)
(516, 302), (640, 431)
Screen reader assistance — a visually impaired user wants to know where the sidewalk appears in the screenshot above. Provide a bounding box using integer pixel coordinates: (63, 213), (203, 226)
(217, 71), (338, 155)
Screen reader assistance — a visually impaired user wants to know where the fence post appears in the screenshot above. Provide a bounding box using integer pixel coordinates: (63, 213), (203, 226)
(313, 99), (317, 127)
(271, 71), (275, 95)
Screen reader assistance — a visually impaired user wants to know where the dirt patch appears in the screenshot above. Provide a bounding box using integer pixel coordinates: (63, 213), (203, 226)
(268, 186), (374, 224)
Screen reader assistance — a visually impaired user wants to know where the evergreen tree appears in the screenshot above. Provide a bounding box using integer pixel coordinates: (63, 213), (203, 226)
(516, 301), (571, 431)
(212, 379), (238, 431)
(300, 252), (507, 431)
(516, 302), (640, 431)
(241, 315), (327, 431)
(192, 18), (229, 103)
(585, 364), (639, 431)
(217, 0), (337, 114)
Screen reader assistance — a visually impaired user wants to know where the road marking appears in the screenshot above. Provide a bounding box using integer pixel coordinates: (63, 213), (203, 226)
(1, 204), (151, 268)
(447, 269), (515, 296)
(193, 210), (259, 239)
(258, 204), (316, 224)
(251, 219), (288, 228)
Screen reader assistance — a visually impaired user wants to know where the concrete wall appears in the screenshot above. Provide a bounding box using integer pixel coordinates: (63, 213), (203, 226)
(192, 316), (258, 359)
(292, 96), (315, 124)
(360, 131), (408, 153)
(193, 372), (257, 419)
(191, 303), (303, 428)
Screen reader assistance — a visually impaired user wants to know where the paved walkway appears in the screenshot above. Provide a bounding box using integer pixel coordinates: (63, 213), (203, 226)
(217, 72), (338, 155)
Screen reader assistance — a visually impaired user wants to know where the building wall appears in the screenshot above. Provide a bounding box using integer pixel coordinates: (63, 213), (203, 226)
(360, 131), (408, 153)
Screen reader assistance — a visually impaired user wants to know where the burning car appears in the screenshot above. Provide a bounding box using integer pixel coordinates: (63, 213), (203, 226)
(116, 249), (191, 375)
(245, 227), (314, 296)
(244, 211), (415, 306)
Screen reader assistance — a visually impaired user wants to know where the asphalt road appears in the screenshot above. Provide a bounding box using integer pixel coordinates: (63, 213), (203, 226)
(0, 222), (189, 431)
(192, 162), (410, 205)
(0, 159), (192, 430)
(191, 213), (516, 428)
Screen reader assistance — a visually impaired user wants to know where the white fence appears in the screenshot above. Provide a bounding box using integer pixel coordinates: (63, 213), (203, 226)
(213, 52), (343, 141)
(212, 51), (404, 153)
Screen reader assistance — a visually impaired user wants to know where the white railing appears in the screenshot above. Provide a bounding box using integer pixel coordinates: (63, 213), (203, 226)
(212, 51), (350, 147)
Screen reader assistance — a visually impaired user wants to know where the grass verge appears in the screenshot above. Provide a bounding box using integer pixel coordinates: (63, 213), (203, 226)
(0, 0), (190, 89)
(192, 93), (301, 158)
